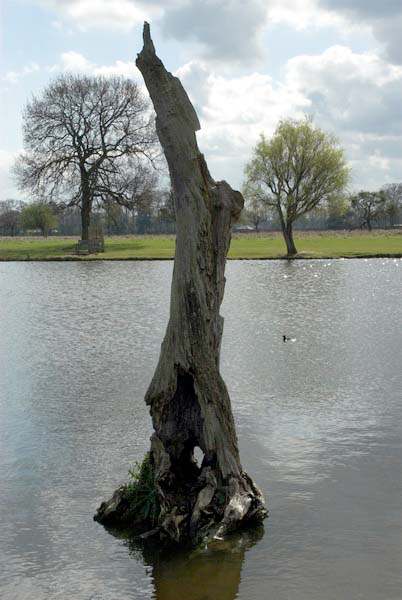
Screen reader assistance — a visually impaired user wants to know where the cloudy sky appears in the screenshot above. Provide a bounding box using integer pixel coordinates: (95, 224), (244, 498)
(1, 0), (402, 199)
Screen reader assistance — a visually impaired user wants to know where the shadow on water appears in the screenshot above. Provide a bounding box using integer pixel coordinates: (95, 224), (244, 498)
(108, 525), (265, 600)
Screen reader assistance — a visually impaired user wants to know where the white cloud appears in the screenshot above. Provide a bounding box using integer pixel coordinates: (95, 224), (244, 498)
(163, 0), (268, 65)
(368, 153), (390, 172)
(374, 15), (402, 65)
(51, 52), (140, 81)
(284, 45), (402, 188)
(28, 0), (364, 68)
(266, 0), (345, 31)
(38, 0), (162, 31)
(318, 0), (402, 64)
(161, 0), (364, 66)
(175, 60), (309, 185)
(94, 61), (138, 79)
(32, 0), (351, 41)
(3, 63), (40, 84)
(285, 46), (402, 135)
(58, 51), (93, 73)
(174, 45), (402, 190)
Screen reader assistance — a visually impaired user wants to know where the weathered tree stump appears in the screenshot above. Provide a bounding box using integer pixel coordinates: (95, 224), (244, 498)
(95, 23), (267, 544)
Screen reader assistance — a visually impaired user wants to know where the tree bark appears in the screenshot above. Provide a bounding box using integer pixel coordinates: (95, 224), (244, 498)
(81, 202), (90, 241)
(278, 207), (297, 255)
(81, 172), (91, 241)
(366, 213), (372, 231)
(94, 23), (267, 543)
(283, 222), (297, 255)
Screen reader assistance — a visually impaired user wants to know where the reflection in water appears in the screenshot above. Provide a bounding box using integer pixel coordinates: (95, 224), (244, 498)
(124, 527), (264, 600)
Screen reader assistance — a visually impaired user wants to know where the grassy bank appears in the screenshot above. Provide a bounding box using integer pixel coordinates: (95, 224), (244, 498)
(0, 231), (401, 261)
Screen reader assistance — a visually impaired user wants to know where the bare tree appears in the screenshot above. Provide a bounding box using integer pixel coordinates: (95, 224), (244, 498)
(351, 190), (387, 231)
(14, 74), (157, 240)
(382, 183), (402, 227)
(243, 195), (268, 231)
(0, 199), (22, 236)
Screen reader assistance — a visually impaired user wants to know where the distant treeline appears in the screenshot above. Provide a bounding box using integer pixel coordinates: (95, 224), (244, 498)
(0, 188), (176, 237)
(241, 183), (402, 233)
(1, 183), (402, 236)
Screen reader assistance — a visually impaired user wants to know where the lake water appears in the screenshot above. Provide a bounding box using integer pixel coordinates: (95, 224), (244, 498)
(1, 259), (402, 600)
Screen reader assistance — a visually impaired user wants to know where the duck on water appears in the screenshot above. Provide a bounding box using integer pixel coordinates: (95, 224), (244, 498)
(283, 335), (296, 342)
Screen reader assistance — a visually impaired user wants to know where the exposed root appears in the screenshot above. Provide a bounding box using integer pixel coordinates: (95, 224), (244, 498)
(94, 448), (267, 544)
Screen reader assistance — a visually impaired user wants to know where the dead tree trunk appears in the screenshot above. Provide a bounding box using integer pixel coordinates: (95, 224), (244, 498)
(95, 23), (267, 543)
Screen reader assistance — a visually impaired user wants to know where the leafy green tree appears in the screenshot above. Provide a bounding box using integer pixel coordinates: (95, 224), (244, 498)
(20, 203), (57, 237)
(244, 117), (350, 254)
